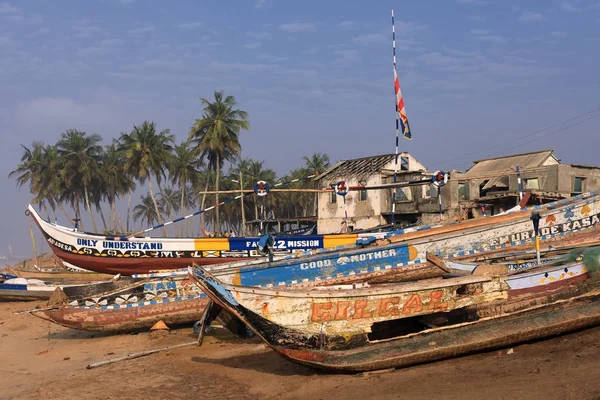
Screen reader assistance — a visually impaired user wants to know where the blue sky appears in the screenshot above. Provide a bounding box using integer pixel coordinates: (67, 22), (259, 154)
(1, 0), (599, 258)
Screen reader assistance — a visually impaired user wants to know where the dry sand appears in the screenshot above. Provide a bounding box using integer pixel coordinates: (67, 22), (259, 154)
(1, 300), (600, 400)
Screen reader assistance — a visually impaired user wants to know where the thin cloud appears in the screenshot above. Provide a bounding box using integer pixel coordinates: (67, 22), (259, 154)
(0, 2), (20, 13)
(255, 0), (267, 8)
(333, 49), (359, 61)
(279, 23), (317, 33)
(244, 42), (261, 49)
(550, 31), (568, 38)
(468, 15), (485, 21)
(99, 38), (125, 45)
(518, 11), (545, 22)
(560, 1), (581, 12)
(339, 20), (357, 30)
(470, 29), (506, 43)
(178, 22), (202, 30)
(129, 25), (156, 36)
(72, 20), (106, 38)
(352, 33), (386, 46)
(209, 61), (276, 72)
(456, 0), (489, 4)
(247, 31), (271, 40)
(120, 0), (136, 4)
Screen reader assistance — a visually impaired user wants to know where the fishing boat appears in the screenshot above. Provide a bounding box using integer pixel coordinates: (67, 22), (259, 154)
(188, 247), (600, 372)
(27, 190), (600, 277)
(26, 204), (388, 275)
(4, 264), (115, 283)
(30, 277), (208, 332)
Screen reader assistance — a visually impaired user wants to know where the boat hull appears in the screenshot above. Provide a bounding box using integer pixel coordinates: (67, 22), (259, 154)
(33, 296), (209, 332)
(275, 292), (600, 372)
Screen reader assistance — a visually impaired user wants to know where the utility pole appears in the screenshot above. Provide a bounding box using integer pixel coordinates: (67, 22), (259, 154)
(239, 170), (246, 237)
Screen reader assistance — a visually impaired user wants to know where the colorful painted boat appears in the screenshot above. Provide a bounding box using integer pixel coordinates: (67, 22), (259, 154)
(27, 191), (600, 278)
(27, 204), (390, 275)
(31, 277), (208, 332)
(188, 252), (600, 372)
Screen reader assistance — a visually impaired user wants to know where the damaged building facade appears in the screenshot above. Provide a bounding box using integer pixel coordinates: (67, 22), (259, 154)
(315, 150), (600, 233)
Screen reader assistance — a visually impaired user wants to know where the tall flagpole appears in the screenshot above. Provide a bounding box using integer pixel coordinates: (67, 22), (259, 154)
(391, 8), (399, 227)
(391, 7), (412, 227)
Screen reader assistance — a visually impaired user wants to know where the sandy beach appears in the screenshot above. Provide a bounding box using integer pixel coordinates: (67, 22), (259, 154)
(1, 300), (599, 400)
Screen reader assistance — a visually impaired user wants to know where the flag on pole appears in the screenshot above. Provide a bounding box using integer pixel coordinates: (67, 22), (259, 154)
(394, 68), (411, 140)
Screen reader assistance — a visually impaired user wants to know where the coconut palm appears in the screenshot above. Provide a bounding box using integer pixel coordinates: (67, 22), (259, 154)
(158, 186), (180, 235)
(133, 193), (159, 228)
(303, 153), (330, 216)
(9, 142), (45, 200)
(170, 141), (203, 236)
(56, 129), (103, 232)
(101, 142), (136, 232)
(119, 121), (174, 235)
(188, 90), (249, 234)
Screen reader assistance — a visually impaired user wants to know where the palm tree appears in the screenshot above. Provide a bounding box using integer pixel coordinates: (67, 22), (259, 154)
(56, 129), (103, 232)
(303, 153), (330, 216)
(170, 141), (203, 236)
(119, 121), (174, 235)
(101, 142), (136, 232)
(188, 90), (250, 234)
(158, 186), (180, 235)
(133, 193), (159, 228)
(9, 142), (45, 201)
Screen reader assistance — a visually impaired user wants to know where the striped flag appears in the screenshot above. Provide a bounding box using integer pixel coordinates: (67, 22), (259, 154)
(394, 68), (411, 140)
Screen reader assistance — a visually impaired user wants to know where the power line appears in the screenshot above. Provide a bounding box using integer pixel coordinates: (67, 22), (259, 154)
(436, 105), (600, 167)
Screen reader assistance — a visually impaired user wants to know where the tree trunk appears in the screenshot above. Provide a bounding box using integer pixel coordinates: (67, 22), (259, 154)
(98, 206), (108, 232)
(200, 177), (210, 233)
(84, 185), (98, 232)
(215, 154), (220, 234)
(111, 195), (118, 232)
(148, 177), (167, 236)
(126, 192), (132, 233)
(75, 195), (83, 231)
(180, 185), (186, 237)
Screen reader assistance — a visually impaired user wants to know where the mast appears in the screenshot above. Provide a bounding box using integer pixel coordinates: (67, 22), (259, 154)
(391, 8), (412, 227)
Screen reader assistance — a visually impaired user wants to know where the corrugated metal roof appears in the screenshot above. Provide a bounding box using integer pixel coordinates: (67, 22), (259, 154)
(464, 150), (558, 190)
(315, 154), (397, 181)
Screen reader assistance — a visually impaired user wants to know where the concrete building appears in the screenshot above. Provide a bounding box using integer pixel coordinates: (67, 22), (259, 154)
(451, 150), (600, 217)
(315, 153), (430, 233)
(315, 150), (600, 232)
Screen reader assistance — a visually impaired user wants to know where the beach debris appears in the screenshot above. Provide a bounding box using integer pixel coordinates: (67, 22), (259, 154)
(63, 356), (70, 361)
(360, 368), (396, 377)
(149, 330), (169, 340)
(37, 350), (48, 355)
(506, 348), (514, 355)
(86, 341), (197, 369)
(150, 320), (169, 331)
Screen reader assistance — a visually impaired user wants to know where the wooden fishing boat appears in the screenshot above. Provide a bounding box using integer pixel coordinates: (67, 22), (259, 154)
(30, 277), (209, 332)
(4, 265), (115, 283)
(188, 249), (600, 372)
(0, 272), (122, 302)
(26, 204), (389, 275)
(28, 191), (600, 278)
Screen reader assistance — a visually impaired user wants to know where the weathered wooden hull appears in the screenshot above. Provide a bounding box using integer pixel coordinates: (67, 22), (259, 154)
(189, 258), (600, 372)
(4, 266), (115, 283)
(275, 292), (600, 372)
(33, 296), (209, 332)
